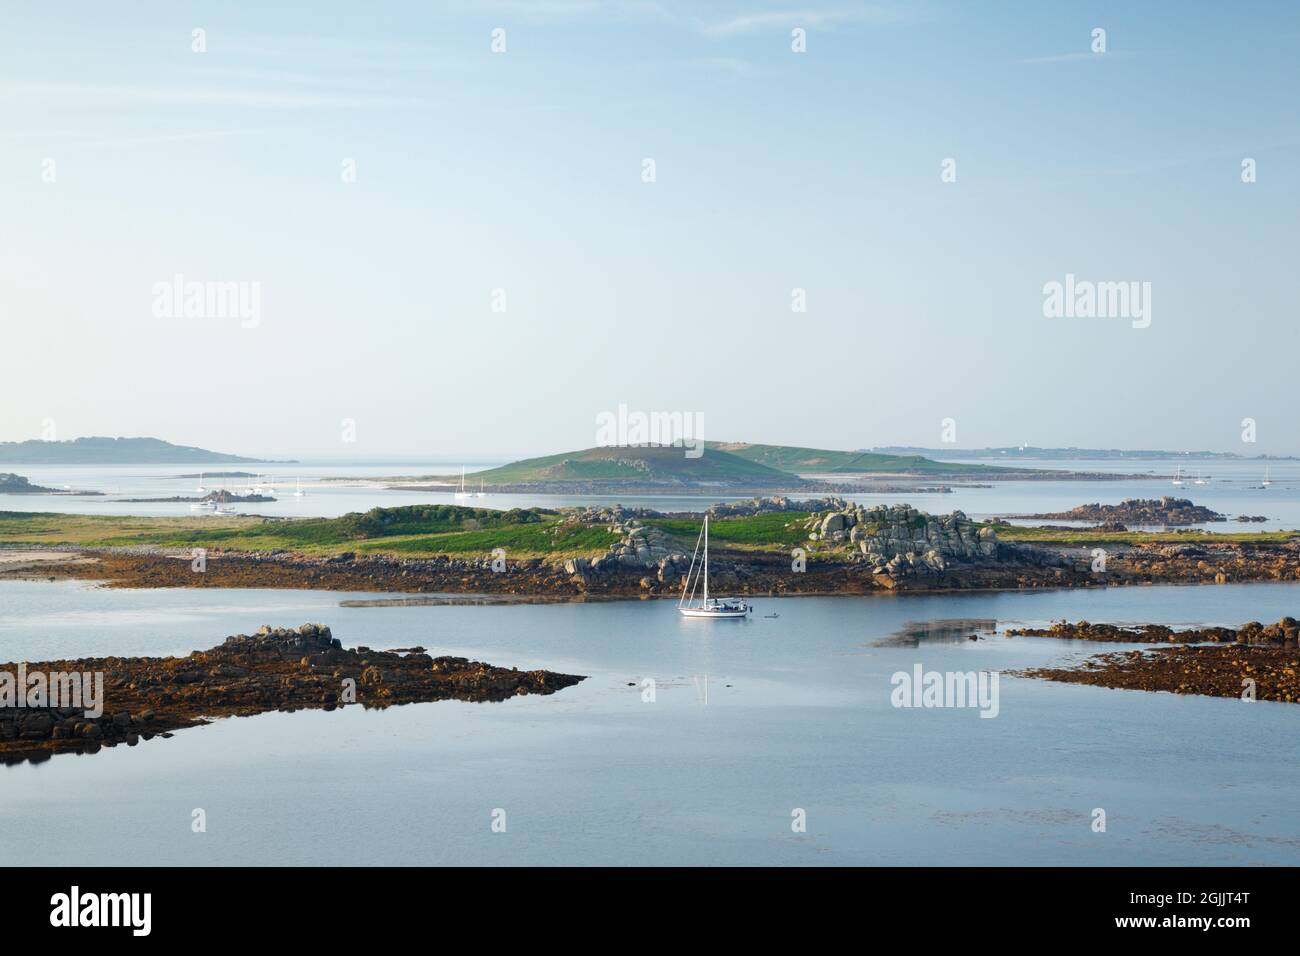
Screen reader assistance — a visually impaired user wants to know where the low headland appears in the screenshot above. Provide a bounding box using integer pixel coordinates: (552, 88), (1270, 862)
(0, 436), (287, 465)
(351, 441), (1146, 497)
(0, 473), (100, 496)
(1009, 618), (1300, 703)
(3, 496), (1298, 599)
(0, 623), (584, 764)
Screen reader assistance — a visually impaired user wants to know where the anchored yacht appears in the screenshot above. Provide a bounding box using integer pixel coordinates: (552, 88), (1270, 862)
(678, 515), (751, 618)
(454, 467), (474, 499)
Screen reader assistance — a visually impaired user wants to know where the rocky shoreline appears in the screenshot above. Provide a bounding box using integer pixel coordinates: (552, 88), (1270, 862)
(1005, 496), (1265, 527)
(1007, 617), (1300, 644)
(9, 532), (1300, 599)
(5, 498), (1300, 599)
(0, 472), (101, 496)
(0, 623), (584, 764)
(116, 491), (277, 504)
(1011, 617), (1300, 703)
(390, 479), (959, 495)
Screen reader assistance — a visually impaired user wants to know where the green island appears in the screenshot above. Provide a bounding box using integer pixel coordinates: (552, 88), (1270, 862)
(0, 506), (1292, 561)
(359, 441), (1111, 492)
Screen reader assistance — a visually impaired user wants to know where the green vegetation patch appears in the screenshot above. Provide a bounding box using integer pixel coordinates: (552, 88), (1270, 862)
(646, 512), (810, 551)
(987, 522), (1300, 545)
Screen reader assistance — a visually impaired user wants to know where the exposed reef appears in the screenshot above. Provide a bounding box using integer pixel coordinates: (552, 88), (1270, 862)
(0, 623), (584, 764)
(1011, 617), (1300, 703)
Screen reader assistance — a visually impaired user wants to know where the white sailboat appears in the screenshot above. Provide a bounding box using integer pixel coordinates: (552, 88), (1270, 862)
(1193, 469), (1207, 486)
(292, 476), (306, 497)
(1262, 465), (1272, 488)
(196, 472), (206, 494)
(1172, 464), (1184, 487)
(678, 515), (751, 618)
(454, 467), (474, 499)
(476, 479), (487, 498)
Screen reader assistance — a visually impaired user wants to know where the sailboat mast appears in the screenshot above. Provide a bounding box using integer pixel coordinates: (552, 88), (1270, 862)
(703, 515), (709, 604)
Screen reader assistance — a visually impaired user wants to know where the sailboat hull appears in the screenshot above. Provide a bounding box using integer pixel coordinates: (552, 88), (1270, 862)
(678, 606), (749, 618)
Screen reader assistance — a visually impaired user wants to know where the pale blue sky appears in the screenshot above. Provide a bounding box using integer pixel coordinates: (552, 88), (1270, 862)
(2, 1), (1297, 458)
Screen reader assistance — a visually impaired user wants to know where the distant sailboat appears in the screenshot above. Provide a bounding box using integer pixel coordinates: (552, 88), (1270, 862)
(476, 479), (487, 498)
(196, 472), (206, 494)
(1193, 469), (1207, 486)
(678, 515), (751, 618)
(1172, 464), (1184, 487)
(1262, 465), (1272, 488)
(454, 467), (474, 499)
(292, 476), (306, 497)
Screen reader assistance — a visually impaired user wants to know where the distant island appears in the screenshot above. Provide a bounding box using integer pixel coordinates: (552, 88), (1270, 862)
(708, 442), (1023, 476)
(0, 473), (58, 494)
(874, 445), (1298, 461)
(0, 473), (101, 496)
(0, 437), (290, 465)
(366, 442), (1127, 495)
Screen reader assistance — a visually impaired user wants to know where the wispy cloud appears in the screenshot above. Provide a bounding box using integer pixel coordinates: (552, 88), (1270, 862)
(70, 129), (269, 149)
(444, 0), (671, 22)
(699, 5), (907, 37)
(6, 83), (419, 109)
(1020, 51), (1135, 64)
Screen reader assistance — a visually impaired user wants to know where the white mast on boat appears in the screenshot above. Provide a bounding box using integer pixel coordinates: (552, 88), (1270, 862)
(678, 514), (749, 618)
(703, 513), (709, 605)
(455, 466), (473, 499)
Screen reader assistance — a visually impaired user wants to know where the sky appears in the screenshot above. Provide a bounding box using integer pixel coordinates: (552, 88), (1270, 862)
(1, 1), (1297, 460)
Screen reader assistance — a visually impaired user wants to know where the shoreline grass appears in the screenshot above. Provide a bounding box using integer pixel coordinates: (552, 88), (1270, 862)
(3, 508), (1297, 561)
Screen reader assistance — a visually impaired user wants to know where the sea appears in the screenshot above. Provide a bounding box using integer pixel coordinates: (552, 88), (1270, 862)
(1, 456), (1297, 865)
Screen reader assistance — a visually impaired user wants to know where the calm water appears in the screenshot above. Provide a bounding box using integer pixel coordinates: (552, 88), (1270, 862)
(3, 458), (1297, 531)
(1, 578), (1298, 865)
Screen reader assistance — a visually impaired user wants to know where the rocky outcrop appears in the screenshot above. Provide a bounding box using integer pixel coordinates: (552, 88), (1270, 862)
(570, 517), (690, 586)
(803, 503), (1001, 577)
(1008, 497), (1228, 527)
(1008, 616), (1300, 646)
(705, 496), (846, 518)
(1016, 640), (1300, 703)
(1006, 620), (1238, 643)
(0, 623), (584, 764)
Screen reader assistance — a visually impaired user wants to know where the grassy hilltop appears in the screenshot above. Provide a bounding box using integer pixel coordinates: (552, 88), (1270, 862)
(0, 437), (274, 465)
(397, 442), (1025, 488)
(417, 445), (799, 486)
(707, 442), (1019, 476)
